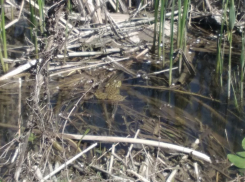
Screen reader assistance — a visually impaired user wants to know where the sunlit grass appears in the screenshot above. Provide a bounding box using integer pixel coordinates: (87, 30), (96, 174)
(0, 0), (8, 72)
(169, 0), (175, 85)
(29, 0), (38, 59)
(178, 0), (189, 72)
(158, 0), (165, 58)
(227, 0), (235, 100)
(216, 0), (226, 87)
(152, 0), (160, 54)
(240, 33), (244, 106)
(67, 0), (71, 13)
(177, 0), (181, 48)
(0, 44), (6, 73)
(37, 0), (44, 34)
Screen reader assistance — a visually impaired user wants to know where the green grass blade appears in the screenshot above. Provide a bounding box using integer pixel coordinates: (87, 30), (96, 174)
(37, 0), (44, 34)
(158, 0), (165, 57)
(0, 43), (6, 73)
(169, 0), (175, 85)
(177, 0), (181, 48)
(229, 0), (235, 30)
(152, 0), (160, 53)
(1, 0), (8, 71)
(240, 33), (244, 105)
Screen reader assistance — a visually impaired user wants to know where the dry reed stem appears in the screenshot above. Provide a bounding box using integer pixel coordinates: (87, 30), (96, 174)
(60, 134), (212, 163)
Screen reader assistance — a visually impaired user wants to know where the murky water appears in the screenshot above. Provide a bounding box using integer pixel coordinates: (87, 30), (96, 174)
(0, 50), (244, 156)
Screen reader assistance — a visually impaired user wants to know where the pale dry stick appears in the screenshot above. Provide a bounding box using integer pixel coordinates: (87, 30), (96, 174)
(205, 0), (212, 12)
(123, 45), (145, 55)
(111, 150), (126, 166)
(109, 144), (115, 174)
(11, 148), (19, 163)
(107, 56), (137, 77)
(49, 62), (84, 71)
(166, 165), (179, 182)
(73, 17), (152, 40)
(1, 155), (11, 165)
(0, 59), (39, 81)
(60, 134), (212, 163)
(42, 143), (97, 181)
(4, 0), (25, 29)
(141, 146), (154, 179)
(41, 143), (53, 180)
(104, 10), (123, 38)
(129, 152), (136, 170)
(18, 78), (22, 136)
(50, 57), (130, 77)
(0, 137), (18, 156)
(127, 169), (149, 182)
(14, 130), (31, 181)
(131, 2), (149, 19)
(57, 48), (121, 58)
(59, 17), (80, 34)
(194, 162), (200, 182)
(148, 67), (178, 76)
(225, 129), (232, 151)
(47, 0), (65, 13)
(96, 135), (130, 161)
(86, 0), (99, 23)
(107, 0), (117, 11)
(129, 0), (131, 8)
(145, 152), (153, 179)
(24, 0), (39, 10)
(95, 0), (102, 23)
(75, 0), (86, 17)
(126, 129), (140, 165)
(56, 20), (76, 35)
(136, 48), (149, 59)
(166, 139), (200, 181)
(6, 0), (16, 6)
(0, 56), (128, 81)
(33, 166), (43, 180)
(156, 156), (167, 166)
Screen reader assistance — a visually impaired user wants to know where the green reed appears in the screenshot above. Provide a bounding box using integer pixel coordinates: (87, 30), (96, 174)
(240, 32), (244, 105)
(216, 0), (226, 87)
(37, 0), (44, 34)
(216, 0), (226, 72)
(151, 0), (166, 59)
(169, 0), (175, 85)
(178, 0), (188, 49)
(67, 0), (71, 13)
(227, 0), (235, 99)
(29, 0), (38, 59)
(1, 0), (8, 72)
(231, 73), (239, 110)
(158, 0), (165, 58)
(177, 0), (189, 72)
(152, 0), (160, 54)
(0, 43), (6, 73)
(177, 0), (181, 48)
